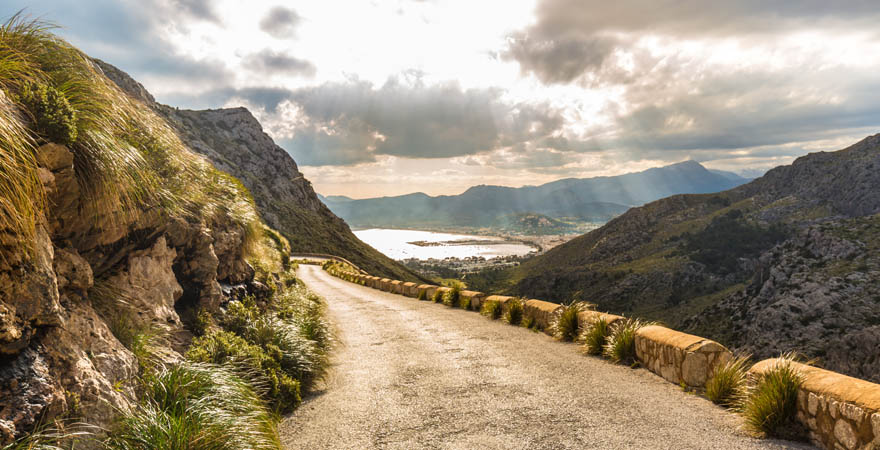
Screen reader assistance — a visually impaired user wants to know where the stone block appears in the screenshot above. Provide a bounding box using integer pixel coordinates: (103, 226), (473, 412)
(523, 299), (562, 332)
(809, 393), (820, 415)
(834, 419), (857, 450)
(402, 282), (418, 297)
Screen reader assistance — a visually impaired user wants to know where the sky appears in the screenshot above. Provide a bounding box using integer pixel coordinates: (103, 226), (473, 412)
(7, 0), (880, 198)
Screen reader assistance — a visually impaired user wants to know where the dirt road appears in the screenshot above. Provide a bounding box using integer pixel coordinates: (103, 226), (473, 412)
(281, 265), (811, 449)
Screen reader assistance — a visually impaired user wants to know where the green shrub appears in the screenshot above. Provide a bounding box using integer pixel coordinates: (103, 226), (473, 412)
(522, 316), (535, 329)
(18, 82), (77, 145)
(741, 355), (804, 437)
(192, 308), (213, 337)
(504, 298), (523, 325)
(553, 301), (589, 342)
(480, 300), (502, 320)
(186, 330), (303, 413)
(106, 362), (279, 450)
(443, 285), (461, 308)
(581, 318), (611, 355)
(432, 289), (444, 303)
(458, 295), (472, 310)
(417, 289), (427, 300)
(705, 355), (750, 407)
(603, 318), (650, 364)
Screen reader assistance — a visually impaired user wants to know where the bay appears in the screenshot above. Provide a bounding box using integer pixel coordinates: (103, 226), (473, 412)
(353, 228), (535, 260)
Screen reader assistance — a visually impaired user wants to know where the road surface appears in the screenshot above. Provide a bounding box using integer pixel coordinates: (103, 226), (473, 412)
(281, 265), (812, 449)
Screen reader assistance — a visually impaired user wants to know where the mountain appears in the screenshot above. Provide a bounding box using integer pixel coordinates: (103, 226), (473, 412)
(97, 61), (419, 281)
(321, 160), (749, 231)
(708, 168), (752, 182)
(492, 134), (880, 382)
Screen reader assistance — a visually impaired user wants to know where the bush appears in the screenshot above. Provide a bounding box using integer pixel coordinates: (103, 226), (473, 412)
(185, 330), (302, 412)
(432, 289), (444, 303)
(480, 300), (502, 320)
(581, 317), (611, 355)
(417, 289), (427, 300)
(522, 316), (535, 329)
(18, 82), (77, 145)
(458, 295), (472, 310)
(552, 301), (589, 342)
(504, 298), (523, 325)
(705, 355), (750, 407)
(741, 355), (804, 437)
(106, 362), (279, 450)
(603, 318), (650, 364)
(443, 286), (461, 308)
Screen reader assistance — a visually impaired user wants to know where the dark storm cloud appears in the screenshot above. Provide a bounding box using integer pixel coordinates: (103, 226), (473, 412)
(243, 49), (316, 77)
(259, 6), (301, 39)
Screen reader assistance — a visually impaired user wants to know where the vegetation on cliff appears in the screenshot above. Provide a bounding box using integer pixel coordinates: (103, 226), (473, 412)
(0, 16), (331, 448)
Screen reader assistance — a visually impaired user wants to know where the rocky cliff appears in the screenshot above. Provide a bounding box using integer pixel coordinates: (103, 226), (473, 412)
(96, 61), (419, 282)
(501, 134), (880, 382)
(0, 34), (282, 442)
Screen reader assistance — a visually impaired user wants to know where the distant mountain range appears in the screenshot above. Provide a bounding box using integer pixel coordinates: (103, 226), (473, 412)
(481, 134), (880, 382)
(319, 161), (751, 233)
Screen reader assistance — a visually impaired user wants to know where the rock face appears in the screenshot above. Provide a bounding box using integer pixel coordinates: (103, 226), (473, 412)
(0, 140), (256, 442)
(510, 133), (880, 382)
(94, 59), (419, 283)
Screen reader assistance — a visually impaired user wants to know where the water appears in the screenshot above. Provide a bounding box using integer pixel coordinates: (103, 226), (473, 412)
(353, 228), (535, 260)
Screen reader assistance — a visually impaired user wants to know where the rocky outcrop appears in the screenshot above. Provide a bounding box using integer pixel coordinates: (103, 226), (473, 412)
(0, 140), (257, 443)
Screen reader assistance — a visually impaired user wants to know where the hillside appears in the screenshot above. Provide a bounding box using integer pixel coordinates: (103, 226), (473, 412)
(496, 134), (880, 381)
(321, 161), (749, 231)
(96, 61), (419, 282)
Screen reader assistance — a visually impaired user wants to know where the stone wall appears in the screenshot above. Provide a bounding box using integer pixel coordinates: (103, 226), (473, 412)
(751, 359), (880, 450)
(634, 325), (732, 388)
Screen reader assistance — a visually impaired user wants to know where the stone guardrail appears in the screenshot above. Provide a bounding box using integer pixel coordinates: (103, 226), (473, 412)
(751, 359), (880, 449)
(323, 265), (880, 450)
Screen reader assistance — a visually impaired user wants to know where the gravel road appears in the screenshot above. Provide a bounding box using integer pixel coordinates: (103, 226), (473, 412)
(281, 265), (813, 450)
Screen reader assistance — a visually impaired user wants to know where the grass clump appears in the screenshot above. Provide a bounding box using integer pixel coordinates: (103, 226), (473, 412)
(431, 289), (444, 303)
(581, 317), (612, 355)
(106, 362), (279, 450)
(417, 289), (427, 300)
(741, 355), (804, 438)
(522, 316), (535, 330)
(705, 355), (750, 407)
(552, 301), (590, 342)
(603, 318), (651, 364)
(442, 285), (461, 308)
(504, 297), (523, 325)
(187, 290), (331, 414)
(480, 300), (502, 320)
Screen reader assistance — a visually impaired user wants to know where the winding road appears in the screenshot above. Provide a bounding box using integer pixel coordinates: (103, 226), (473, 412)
(281, 265), (812, 449)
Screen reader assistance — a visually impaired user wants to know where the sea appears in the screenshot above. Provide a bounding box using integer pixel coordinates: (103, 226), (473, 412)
(353, 228), (535, 260)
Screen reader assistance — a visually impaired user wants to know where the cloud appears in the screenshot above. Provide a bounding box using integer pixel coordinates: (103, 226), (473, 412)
(262, 77), (566, 166)
(259, 6), (301, 39)
(243, 49), (316, 77)
(505, 0), (880, 85)
(171, 0), (220, 23)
